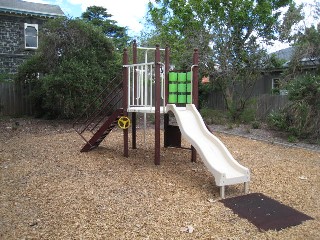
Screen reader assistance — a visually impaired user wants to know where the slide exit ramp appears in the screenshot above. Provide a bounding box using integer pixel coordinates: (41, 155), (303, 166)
(166, 104), (250, 198)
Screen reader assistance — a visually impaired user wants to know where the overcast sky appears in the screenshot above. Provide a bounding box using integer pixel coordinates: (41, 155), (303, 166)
(25, 0), (318, 52)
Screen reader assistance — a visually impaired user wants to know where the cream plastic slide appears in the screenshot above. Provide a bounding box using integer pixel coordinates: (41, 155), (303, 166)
(166, 104), (250, 198)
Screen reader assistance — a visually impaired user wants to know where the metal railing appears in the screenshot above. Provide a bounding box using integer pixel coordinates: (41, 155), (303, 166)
(73, 75), (123, 140)
(123, 62), (165, 111)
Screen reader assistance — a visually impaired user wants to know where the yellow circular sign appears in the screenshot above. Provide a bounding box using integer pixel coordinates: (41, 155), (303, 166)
(118, 116), (131, 129)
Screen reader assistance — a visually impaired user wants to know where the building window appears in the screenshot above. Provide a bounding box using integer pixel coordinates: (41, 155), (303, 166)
(272, 78), (288, 95)
(24, 23), (38, 49)
(271, 78), (280, 94)
(272, 78), (280, 90)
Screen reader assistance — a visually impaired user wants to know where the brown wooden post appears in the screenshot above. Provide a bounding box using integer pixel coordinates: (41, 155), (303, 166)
(132, 112), (137, 149)
(132, 40), (138, 149)
(191, 48), (199, 162)
(154, 45), (161, 165)
(122, 48), (129, 157)
(191, 146), (197, 162)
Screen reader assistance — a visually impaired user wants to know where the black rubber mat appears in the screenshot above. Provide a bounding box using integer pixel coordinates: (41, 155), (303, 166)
(220, 193), (314, 231)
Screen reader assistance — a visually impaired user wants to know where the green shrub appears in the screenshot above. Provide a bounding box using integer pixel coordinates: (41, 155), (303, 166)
(16, 18), (121, 119)
(287, 135), (298, 143)
(286, 74), (319, 139)
(267, 74), (319, 141)
(267, 111), (288, 131)
(200, 108), (228, 125)
(0, 73), (14, 82)
(251, 121), (260, 129)
(239, 106), (256, 123)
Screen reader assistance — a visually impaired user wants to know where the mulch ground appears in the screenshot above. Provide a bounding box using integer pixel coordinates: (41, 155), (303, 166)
(0, 118), (319, 239)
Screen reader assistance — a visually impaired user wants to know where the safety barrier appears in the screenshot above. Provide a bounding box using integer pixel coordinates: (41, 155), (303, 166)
(123, 62), (166, 111)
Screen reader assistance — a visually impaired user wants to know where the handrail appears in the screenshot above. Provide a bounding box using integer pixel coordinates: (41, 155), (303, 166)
(84, 81), (122, 125)
(123, 62), (154, 67)
(88, 88), (123, 133)
(73, 74), (123, 136)
(83, 83), (122, 128)
(78, 85), (122, 134)
(73, 75), (121, 126)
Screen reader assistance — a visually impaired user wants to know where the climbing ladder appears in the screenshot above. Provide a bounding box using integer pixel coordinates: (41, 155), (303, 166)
(73, 75), (124, 152)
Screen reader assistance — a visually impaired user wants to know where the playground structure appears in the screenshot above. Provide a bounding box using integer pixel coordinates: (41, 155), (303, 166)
(73, 41), (250, 198)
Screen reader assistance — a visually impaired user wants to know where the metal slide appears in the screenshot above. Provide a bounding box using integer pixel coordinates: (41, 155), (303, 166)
(166, 104), (250, 198)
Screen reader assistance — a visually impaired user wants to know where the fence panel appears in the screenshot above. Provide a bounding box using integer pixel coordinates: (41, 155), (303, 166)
(0, 81), (34, 116)
(205, 91), (289, 120)
(256, 94), (289, 120)
(206, 91), (226, 110)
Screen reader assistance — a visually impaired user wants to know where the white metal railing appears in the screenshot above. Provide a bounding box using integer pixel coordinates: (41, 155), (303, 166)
(123, 62), (165, 111)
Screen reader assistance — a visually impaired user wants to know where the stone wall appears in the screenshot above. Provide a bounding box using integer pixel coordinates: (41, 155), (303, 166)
(0, 14), (46, 74)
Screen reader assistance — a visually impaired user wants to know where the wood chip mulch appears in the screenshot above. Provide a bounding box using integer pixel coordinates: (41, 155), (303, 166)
(0, 119), (319, 239)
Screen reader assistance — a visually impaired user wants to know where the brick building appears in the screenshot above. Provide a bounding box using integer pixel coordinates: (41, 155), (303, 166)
(0, 0), (64, 75)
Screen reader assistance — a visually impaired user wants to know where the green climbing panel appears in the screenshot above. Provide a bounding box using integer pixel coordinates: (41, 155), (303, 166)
(168, 71), (192, 104)
(168, 72), (178, 103)
(177, 72), (186, 103)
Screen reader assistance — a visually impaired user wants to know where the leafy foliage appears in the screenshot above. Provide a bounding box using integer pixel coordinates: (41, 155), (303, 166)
(0, 73), (14, 82)
(16, 17), (121, 119)
(270, 20), (320, 141)
(289, 24), (320, 74)
(200, 108), (228, 125)
(267, 54), (287, 68)
(145, 0), (302, 120)
(268, 74), (320, 140)
(82, 6), (130, 50)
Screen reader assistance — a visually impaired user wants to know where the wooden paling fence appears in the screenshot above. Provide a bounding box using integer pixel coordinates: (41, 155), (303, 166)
(0, 81), (289, 119)
(255, 94), (289, 119)
(206, 91), (226, 110)
(0, 81), (34, 116)
(206, 92), (289, 120)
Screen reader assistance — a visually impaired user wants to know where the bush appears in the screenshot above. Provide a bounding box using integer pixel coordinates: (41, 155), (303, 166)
(0, 73), (14, 82)
(16, 18), (121, 119)
(268, 74), (320, 141)
(251, 121), (260, 129)
(200, 108), (228, 125)
(267, 111), (288, 131)
(239, 105), (256, 123)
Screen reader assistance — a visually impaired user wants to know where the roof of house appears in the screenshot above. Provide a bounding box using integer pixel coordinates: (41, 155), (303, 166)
(269, 46), (319, 70)
(0, 0), (64, 18)
(271, 47), (294, 62)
